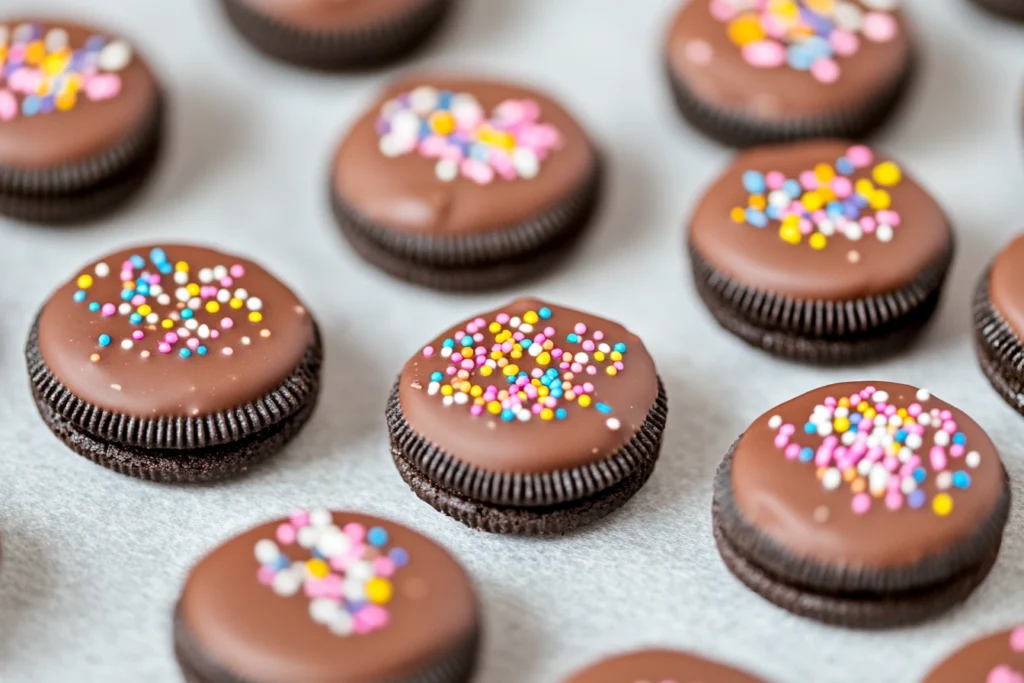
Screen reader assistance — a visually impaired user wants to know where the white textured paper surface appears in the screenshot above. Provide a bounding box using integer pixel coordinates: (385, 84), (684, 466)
(1, 1), (1023, 681)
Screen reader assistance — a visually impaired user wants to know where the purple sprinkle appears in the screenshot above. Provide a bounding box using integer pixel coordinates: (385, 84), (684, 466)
(375, 118), (391, 135)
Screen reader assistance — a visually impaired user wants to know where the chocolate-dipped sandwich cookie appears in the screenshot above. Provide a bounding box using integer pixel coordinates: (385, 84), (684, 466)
(219, 0), (454, 70)
(388, 298), (668, 535)
(175, 509), (480, 683)
(26, 245), (322, 482)
(664, 0), (912, 147)
(970, 0), (1024, 21)
(562, 649), (767, 683)
(332, 76), (601, 290)
(713, 382), (1011, 628)
(0, 19), (163, 223)
(923, 625), (1024, 682)
(973, 235), (1024, 418)
(689, 140), (953, 364)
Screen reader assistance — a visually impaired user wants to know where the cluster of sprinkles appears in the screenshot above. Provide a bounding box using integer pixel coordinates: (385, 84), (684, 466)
(255, 510), (409, 637)
(731, 144), (903, 256)
(709, 0), (899, 83)
(0, 23), (133, 122)
(990, 627), (1024, 681)
(376, 85), (562, 185)
(771, 386), (982, 517)
(420, 307), (629, 431)
(72, 248), (268, 362)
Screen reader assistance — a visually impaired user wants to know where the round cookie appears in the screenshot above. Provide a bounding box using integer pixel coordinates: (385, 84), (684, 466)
(923, 626), (1024, 682)
(331, 75), (601, 290)
(0, 19), (163, 223)
(388, 298), (668, 534)
(688, 140), (953, 364)
(664, 0), (913, 147)
(219, 0), (455, 70)
(26, 244), (322, 482)
(973, 234), (1024, 418)
(970, 0), (1024, 21)
(175, 509), (480, 683)
(712, 381), (1011, 628)
(562, 649), (767, 683)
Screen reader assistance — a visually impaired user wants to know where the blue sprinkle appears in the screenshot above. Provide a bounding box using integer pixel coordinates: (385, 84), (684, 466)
(613, 343), (627, 353)
(786, 44), (815, 71)
(21, 96), (41, 117)
(801, 35), (833, 60)
(521, 339), (532, 349)
(120, 289), (134, 301)
(850, 413), (862, 424)
(953, 471), (971, 489)
(159, 263), (173, 274)
(895, 429), (907, 443)
(419, 120), (431, 139)
(546, 369), (559, 377)
(538, 307), (552, 319)
(181, 309), (193, 320)
(150, 248), (167, 265)
(836, 157), (855, 175)
(913, 467), (927, 483)
(596, 403), (612, 414)
(799, 447), (814, 462)
(88, 302), (100, 312)
(765, 206), (780, 220)
(270, 555), (289, 571)
(389, 548), (409, 566)
(98, 334), (111, 347)
(367, 527), (388, 547)
(550, 388), (563, 399)
(179, 348), (192, 359)
(507, 375), (517, 384)
(500, 409), (515, 422)
(469, 143), (490, 162)
(129, 313), (142, 324)
(908, 490), (926, 509)
(555, 408), (567, 420)
(437, 91), (453, 110)
(430, 371), (443, 382)
(347, 600), (367, 613)
(460, 336), (473, 347)
(567, 333), (580, 343)
(442, 338), (455, 348)
(745, 208), (768, 229)
(742, 170), (766, 195)
(826, 201), (845, 219)
(310, 549), (325, 560)
(197, 346), (208, 355)
(782, 179), (802, 198)
(844, 201), (862, 219)
(86, 35), (106, 51)
(73, 290), (87, 303)
(803, 422), (816, 434)
(39, 95), (55, 115)
(851, 193), (869, 209)
(130, 255), (145, 269)
(953, 432), (967, 446)
(136, 283), (150, 296)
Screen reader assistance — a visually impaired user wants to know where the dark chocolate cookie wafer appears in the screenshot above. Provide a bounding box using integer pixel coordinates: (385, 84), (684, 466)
(562, 648), (767, 683)
(26, 244), (322, 482)
(175, 509), (480, 683)
(713, 381), (1011, 629)
(973, 234), (1024, 418)
(219, 0), (455, 70)
(923, 625), (1024, 682)
(0, 19), (164, 223)
(664, 0), (913, 147)
(331, 76), (601, 290)
(388, 298), (668, 535)
(970, 0), (1024, 21)
(688, 140), (953, 364)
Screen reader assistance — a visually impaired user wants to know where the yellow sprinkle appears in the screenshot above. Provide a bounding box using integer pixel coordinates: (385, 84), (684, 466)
(748, 194), (767, 211)
(186, 283), (200, 296)
(366, 578), (393, 605)
(248, 312), (262, 323)
(458, 381), (471, 393)
(429, 111), (455, 136)
(470, 385), (483, 398)
(578, 395), (591, 408)
(857, 401), (869, 412)
(838, 397), (850, 408)
(541, 408), (554, 421)
(802, 191), (824, 212)
(175, 261), (189, 272)
(897, 409), (908, 418)
(161, 319), (174, 329)
(474, 397), (485, 406)
(502, 364), (519, 376)
(490, 351), (503, 361)
(523, 311), (539, 325)
(809, 233), (827, 250)
(479, 365), (492, 377)
(487, 401), (501, 415)
(56, 91), (76, 112)
(864, 408), (876, 420)
(42, 52), (68, 76)
(730, 207), (746, 224)
(307, 559), (329, 579)
(855, 179), (875, 198)
(510, 349), (523, 360)
(230, 297), (244, 309)
(441, 385), (454, 396)
(779, 224), (802, 245)
(933, 493), (953, 517)
(538, 386), (550, 397)
(834, 417), (850, 433)
(206, 301), (220, 314)
(460, 347), (473, 358)
(817, 186), (835, 203)
(870, 189), (891, 210)
(606, 366), (618, 377)
(489, 322), (502, 333)
(814, 162), (835, 182)
(537, 352), (551, 366)
(137, 304), (152, 316)
(873, 161), (902, 187)
(727, 15), (765, 46)
(24, 41), (45, 66)
(77, 274), (93, 289)
(610, 351), (622, 362)
(592, 351), (605, 362)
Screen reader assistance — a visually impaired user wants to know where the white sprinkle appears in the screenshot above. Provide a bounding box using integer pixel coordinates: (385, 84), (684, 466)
(606, 418), (621, 430)
(434, 158), (459, 182)
(905, 434), (923, 450)
(98, 39), (133, 72)
(901, 477), (917, 495)
(427, 382), (440, 396)
(898, 447), (913, 462)
(512, 147), (540, 179)
(869, 464), (890, 494)
(110, 384), (122, 391)
(517, 411), (531, 422)
(442, 395), (454, 407)
(118, 303), (132, 315)
(440, 347), (453, 359)
(145, 313), (159, 324)
(519, 324), (534, 334)
(380, 134), (405, 159)
(841, 431), (857, 446)
(768, 190), (790, 209)
(876, 224), (894, 243)
(149, 285), (163, 297)
(328, 612), (355, 637)
(185, 319), (199, 331)
(198, 268), (214, 284)
(175, 287), (190, 302)
(316, 527), (351, 557)
(934, 431), (950, 447)
(409, 86), (440, 115)
(857, 458), (873, 476)
(528, 344), (543, 357)
(916, 389), (931, 402)
(174, 271), (189, 285)
(817, 422), (834, 437)
(835, 407), (849, 419)
(454, 392), (469, 405)
(272, 570), (302, 598)
(45, 28), (69, 52)
(845, 222), (863, 241)
(157, 294), (171, 306)
(213, 265), (228, 280)
(242, 336), (251, 345)
(309, 598), (340, 625)
(817, 219), (836, 237)
(833, 1), (864, 31)
(254, 539), (279, 564)
(768, 415), (783, 430)
(94, 262), (110, 278)
(188, 298), (202, 310)
(217, 288), (231, 303)
(297, 526), (319, 549)
(343, 578), (366, 603)
(598, 343), (611, 354)
(822, 468), (842, 491)
(234, 288), (249, 301)
(575, 353), (589, 364)
(198, 325), (210, 339)
(918, 413), (932, 427)
(871, 391), (889, 403)
(966, 451), (982, 468)
(309, 508), (332, 527)
(888, 414), (903, 427)
(936, 471), (953, 490)
(509, 317), (522, 329)
(120, 340), (133, 350)
(347, 561), (374, 582)
(247, 297), (263, 312)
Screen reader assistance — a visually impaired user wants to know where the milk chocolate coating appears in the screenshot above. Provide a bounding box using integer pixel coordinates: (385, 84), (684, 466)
(988, 234), (1024, 339)
(332, 75), (596, 236)
(732, 382), (1003, 569)
(923, 627), (1024, 683)
(177, 511), (479, 682)
(0, 19), (158, 169)
(689, 140), (950, 301)
(665, 1), (911, 122)
(562, 649), (766, 683)
(236, 0), (436, 31)
(37, 244), (314, 418)
(398, 298), (659, 474)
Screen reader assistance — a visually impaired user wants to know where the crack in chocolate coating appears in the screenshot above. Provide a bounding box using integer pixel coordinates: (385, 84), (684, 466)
(715, 382), (1011, 595)
(561, 649), (767, 683)
(923, 627), (1024, 682)
(220, 0), (454, 70)
(175, 512), (480, 682)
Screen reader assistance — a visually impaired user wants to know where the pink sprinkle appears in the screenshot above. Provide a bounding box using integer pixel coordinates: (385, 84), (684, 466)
(290, 510), (310, 527)
(583, 383), (595, 393)
(1010, 627), (1024, 652)
(847, 145), (874, 168)
(799, 170), (819, 190)
(0, 89), (16, 121)
(950, 444), (965, 458)
(613, 361), (624, 370)
(780, 424), (796, 436)
(230, 264), (245, 278)
(883, 456), (900, 472)
(877, 210), (901, 226)
(551, 349), (563, 359)
(513, 332), (525, 341)
(810, 57), (840, 84)
(220, 277), (233, 287)
(863, 11), (898, 42)
(454, 331), (465, 341)
(257, 566), (276, 586)
(930, 446), (948, 471)
(582, 340), (595, 352)
(574, 322), (587, 335)
(815, 448), (833, 467)
(221, 318), (234, 329)
(461, 359), (474, 370)
(586, 366), (597, 375)
(187, 338), (200, 350)
(861, 216), (876, 233)
(165, 333), (179, 344)
(531, 403), (544, 415)
(709, 0), (737, 20)
(158, 342), (171, 354)
(940, 410), (953, 421)
(824, 396), (837, 408)
(86, 74), (123, 101)
(742, 39), (786, 68)
(100, 303), (116, 317)
(343, 523), (366, 542)
(766, 171), (786, 190)
(830, 29), (860, 57)
(131, 295), (146, 306)
(212, 331), (221, 340)
(908, 403), (922, 417)
(373, 557), (397, 578)
(885, 491), (904, 511)
(132, 330), (144, 340)
(851, 493), (872, 515)
(774, 434), (790, 449)
(422, 347), (434, 357)
(831, 176), (853, 199)
(276, 523), (297, 545)
(943, 420), (958, 434)
(496, 313), (510, 324)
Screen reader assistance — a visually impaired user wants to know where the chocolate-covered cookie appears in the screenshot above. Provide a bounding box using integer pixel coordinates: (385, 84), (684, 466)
(973, 234), (1024, 419)
(923, 626), (1024, 682)
(970, 0), (1024, 21)
(219, 0), (455, 70)
(688, 140), (953, 364)
(664, 0), (913, 147)
(175, 509), (480, 683)
(562, 649), (767, 683)
(26, 244), (322, 482)
(0, 19), (163, 223)
(332, 76), (601, 290)
(388, 298), (668, 534)
(713, 382), (1011, 628)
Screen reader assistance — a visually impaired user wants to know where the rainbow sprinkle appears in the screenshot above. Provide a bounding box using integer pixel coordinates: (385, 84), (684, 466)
(73, 248), (268, 362)
(731, 144), (903, 250)
(376, 85), (562, 185)
(421, 306), (628, 430)
(255, 510), (409, 637)
(0, 23), (133, 122)
(708, 0), (899, 84)
(771, 385), (980, 517)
